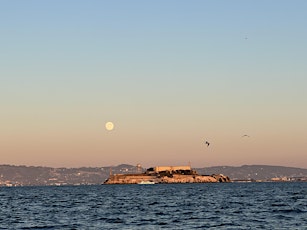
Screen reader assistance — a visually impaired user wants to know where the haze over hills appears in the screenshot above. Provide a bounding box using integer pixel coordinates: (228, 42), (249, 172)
(195, 165), (307, 181)
(0, 164), (306, 186)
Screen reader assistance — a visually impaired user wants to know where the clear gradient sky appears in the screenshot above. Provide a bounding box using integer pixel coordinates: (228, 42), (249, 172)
(1, 1), (307, 168)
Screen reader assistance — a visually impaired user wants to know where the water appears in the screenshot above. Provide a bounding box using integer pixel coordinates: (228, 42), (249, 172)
(0, 182), (306, 229)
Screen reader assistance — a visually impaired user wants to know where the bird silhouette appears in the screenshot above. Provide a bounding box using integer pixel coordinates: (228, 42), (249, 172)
(205, 141), (210, 147)
(242, 135), (250, 138)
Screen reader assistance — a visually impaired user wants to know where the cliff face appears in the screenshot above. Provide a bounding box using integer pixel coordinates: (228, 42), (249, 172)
(104, 173), (230, 184)
(104, 174), (157, 184)
(159, 175), (219, 183)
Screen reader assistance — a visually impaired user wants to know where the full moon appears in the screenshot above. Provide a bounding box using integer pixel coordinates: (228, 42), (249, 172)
(105, 122), (114, 131)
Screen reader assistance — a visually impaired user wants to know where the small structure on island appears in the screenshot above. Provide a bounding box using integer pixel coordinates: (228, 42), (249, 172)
(136, 163), (142, 173)
(104, 165), (230, 184)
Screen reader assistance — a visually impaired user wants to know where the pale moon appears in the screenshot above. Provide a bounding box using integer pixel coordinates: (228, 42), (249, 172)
(105, 122), (114, 131)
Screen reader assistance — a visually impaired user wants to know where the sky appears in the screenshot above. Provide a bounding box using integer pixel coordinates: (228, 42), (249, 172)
(1, 1), (307, 168)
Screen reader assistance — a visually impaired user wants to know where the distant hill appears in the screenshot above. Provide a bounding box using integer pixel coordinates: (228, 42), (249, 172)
(0, 164), (306, 186)
(0, 164), (138, 186)
(195, 165), (307, 181)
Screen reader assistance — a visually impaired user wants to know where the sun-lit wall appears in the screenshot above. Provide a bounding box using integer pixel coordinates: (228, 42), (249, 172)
(154, 166), (191, 173)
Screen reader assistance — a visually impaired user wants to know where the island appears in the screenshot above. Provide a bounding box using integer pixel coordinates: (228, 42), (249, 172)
(104, 165), (231, 184)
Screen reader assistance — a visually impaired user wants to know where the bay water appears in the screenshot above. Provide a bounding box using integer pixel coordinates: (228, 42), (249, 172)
(0, 182), (306, 229)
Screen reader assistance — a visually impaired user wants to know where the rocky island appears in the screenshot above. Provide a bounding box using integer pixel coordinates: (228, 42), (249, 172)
(104, 165), (231, 184)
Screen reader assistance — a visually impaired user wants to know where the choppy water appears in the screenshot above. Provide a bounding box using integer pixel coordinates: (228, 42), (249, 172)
(0, 182), (306, 229)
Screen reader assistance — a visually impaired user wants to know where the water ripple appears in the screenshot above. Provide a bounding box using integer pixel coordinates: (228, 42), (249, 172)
(0, 182), (306, 229)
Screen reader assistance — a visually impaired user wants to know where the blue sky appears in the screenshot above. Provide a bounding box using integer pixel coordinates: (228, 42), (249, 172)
(1, 1), (307, 168)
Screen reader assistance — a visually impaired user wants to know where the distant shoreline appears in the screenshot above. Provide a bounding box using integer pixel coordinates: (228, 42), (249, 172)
(1, 164), (306, 187)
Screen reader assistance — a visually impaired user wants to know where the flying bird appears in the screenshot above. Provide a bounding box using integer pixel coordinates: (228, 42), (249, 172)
(242, 135), (250, 138)
(205, 141), (210, 147)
